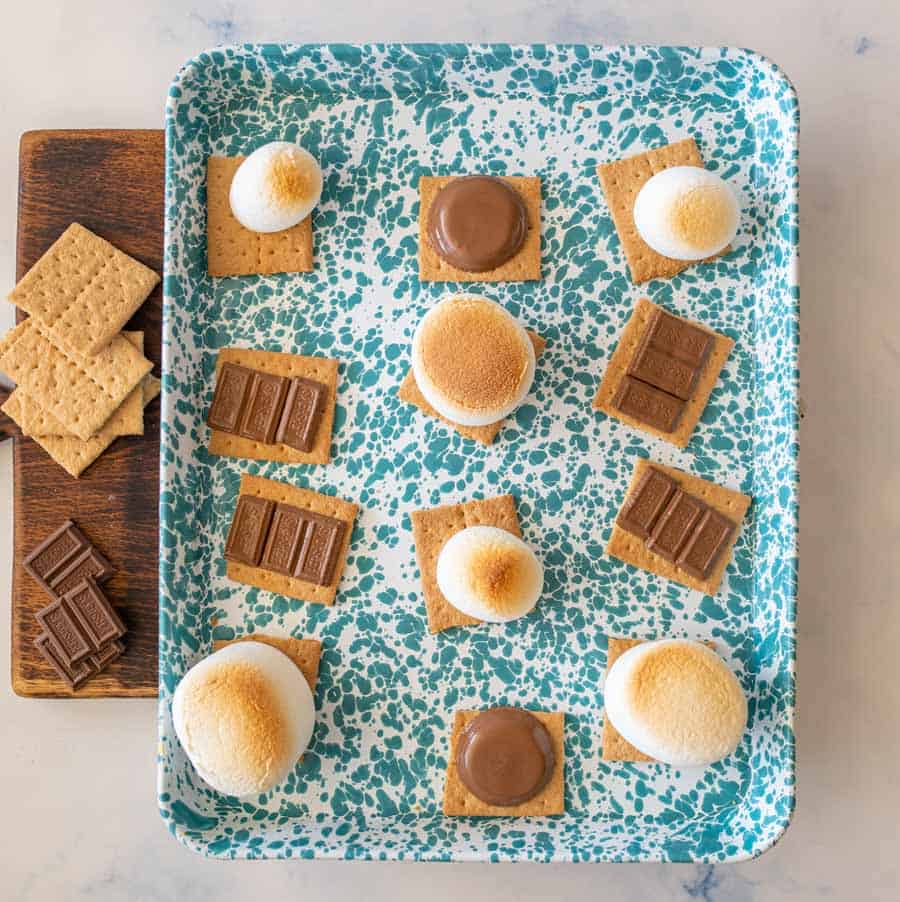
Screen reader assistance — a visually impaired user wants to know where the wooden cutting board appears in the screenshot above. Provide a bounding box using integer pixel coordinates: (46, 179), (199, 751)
(2, 130), (164, 697)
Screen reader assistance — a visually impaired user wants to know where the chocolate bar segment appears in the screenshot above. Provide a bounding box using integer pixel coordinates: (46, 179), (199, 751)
(49, 547), (114, 598)
(89, 639), (125, 671)
(23, 520), (91, 599)
(239, 372), (290, 443)
(627, 343), (700, 401)
(617, 467), (678, 540)
(208, 362), (255, 432)
(259, 504), (309, 575)
(676, 508), (736, 579)
(646, 490), (707, 562)
(641, 309), (713, 370)
(613, 376), (685, 433)
(294, 512), (346, 587)
(275, 377), (327, 452)
(225, 495), (276, 566)
(35, 599), (93, 665)
(63, 577), (126, 650)
(34, 633), (92, 690)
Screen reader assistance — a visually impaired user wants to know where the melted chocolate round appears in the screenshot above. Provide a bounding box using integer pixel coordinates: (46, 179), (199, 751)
(426, 176), (528, 272)
(456, 707), (555, 806)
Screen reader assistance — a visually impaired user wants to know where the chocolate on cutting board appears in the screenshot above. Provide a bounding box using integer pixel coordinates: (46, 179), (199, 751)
(23, 519), (113, 601)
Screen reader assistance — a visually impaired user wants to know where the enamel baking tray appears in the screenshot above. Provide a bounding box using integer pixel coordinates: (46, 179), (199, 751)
(158, 44), (798, 862)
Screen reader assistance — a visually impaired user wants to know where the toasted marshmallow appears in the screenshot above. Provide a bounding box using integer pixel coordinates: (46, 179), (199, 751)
(411, 295), (536, 427)
(604, 639), (747, 767)
(633, 166), (739, 261)
(172, 642), (315, 797)
(436, 525), (543, 622)
(229, 141), (323, 233)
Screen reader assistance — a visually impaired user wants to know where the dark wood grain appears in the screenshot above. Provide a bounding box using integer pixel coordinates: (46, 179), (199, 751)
(11, 130), (164, 697)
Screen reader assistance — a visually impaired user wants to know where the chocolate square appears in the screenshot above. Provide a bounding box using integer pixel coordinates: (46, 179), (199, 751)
(676, 508), (736, 580)
(627, 343), (700, 401)
(63, 577), (126, 650)
(294, 512), (346, 586)
(259, 504), (309, 575)
(34, 633), (92, 689)
(49, 547), (114, 598)
(616, 467), (678, 540)
(239, 372), (290, 443)
(275, 377), (327, 452)
(35, 598), (93, 665)
(641, 309), (713, 370)
(646, 490), (707, 562)
(612, 376), (685, 433)
(23, 520), (90, 599)
(207, 362), (255, 433)
(89, 639), (125, 671)
(225, 495), (276, 566)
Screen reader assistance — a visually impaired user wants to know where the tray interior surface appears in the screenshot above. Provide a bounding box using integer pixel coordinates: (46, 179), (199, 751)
(158, 44), (798, 862)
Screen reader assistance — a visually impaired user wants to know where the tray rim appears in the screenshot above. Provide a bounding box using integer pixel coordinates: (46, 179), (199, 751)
(158, 41), (799, 863)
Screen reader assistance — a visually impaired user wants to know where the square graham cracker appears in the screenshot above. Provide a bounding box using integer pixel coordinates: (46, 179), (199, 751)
(7, 223), (159, 355)
(443, 710), (565, 816)
(213, 635), (322, 695)
(0, 318), (152, 441)
(602, 637), (715, 761)
(592, 298), (733, 448)
(8, 331), (146, 437)
(4, 374), (160, 478)
(597, 138), (728, 284)
(418, 176), (542, 282)
(606, 458), (751, 595)
(410, 494), (521, 634)
(398, 331), (546, 445)
(207, 157), (313, 278)
(226, 474), (358, 606)
(208, 348), (338, 465)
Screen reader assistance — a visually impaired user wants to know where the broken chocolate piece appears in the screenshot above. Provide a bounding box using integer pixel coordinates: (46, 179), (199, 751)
(207, 362), (255, 433)
(612, 376), (685, 433)
(63, 577), (126, 651)
(293, 512), (346, 586)
(259, 504), (309, 575)
(89, 639), (125, 671)
(641, 309), (713, 370)
(676, 508), (736, 580)
(617, 467), (679, 540)
(238, 371), (290, 443)
(225, 495), (276, 566)
(627, 342), (700, 400)
(34, 633), (92, 689)
(49, 547), (114, 598)
(23, 520), (91, 599)
(35, 599), (93, 666)
(275, 377), (327, 452)
(647, 490), (707, 562)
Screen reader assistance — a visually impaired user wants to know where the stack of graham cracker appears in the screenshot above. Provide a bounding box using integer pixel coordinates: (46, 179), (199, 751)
(0, 223), (160, 477)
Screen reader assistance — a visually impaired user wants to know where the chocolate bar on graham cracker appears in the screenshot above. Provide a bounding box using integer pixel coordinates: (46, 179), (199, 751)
(207, 157), (313, 277)
(597, 137), (728, 284)
(8, 223), (158, 355)
(442, 710), (565, 816)
(606, 459), (750, 595)
(593, 298), (732, 448)
(226, 475), (358, 606)
(410, 494), (522, 633)
(399, 331), (546, 445)
(419, 176), (542, 282)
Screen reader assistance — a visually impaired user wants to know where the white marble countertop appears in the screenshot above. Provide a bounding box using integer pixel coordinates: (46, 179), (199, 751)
(2, 1), (898, 898)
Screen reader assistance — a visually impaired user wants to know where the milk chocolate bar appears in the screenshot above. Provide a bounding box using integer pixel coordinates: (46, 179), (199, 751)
(646, 490), (707, 562)
(627, 343), (699, 400)
(207, 362), (254, 432)
(34, 633), (93, 689)
(612, 376), (685, 433)
(49, 547), (114, 598)
(23, 520), (91, 599)
(259, 504), (309, 575)
(616, 467), (678, 540)
(677, 508), (736, 580)
(239, 371), (290, 443)
(63, 577), (126, 650)
(639, 308), (712, 369)
(276, 377), (327, 452)
(35, 597), (93, 666)
(294, 511), (346, 586)
(224, 496), (276, 566)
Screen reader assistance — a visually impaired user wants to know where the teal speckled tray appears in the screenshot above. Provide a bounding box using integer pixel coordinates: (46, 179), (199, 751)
(158, 44), (798, 862)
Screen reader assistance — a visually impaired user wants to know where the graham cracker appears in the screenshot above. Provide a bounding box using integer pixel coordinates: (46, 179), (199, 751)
(597, 138), (727, 284)
(4, 372), (160, 478)
(226, 474), (358, 606)
(602, 637), (715, 761)
(592, 298), (733, 448)
(208, 348), (338, 465)
(0, 318), (152, 441)
(213, 635), (322, 695)
(8, 223), (158, 355)
(207, 156), (313, 278)
(419, 176), (542, 282)
(442, 710), (565, 816)
(398, 331), (546, 445)
(9, 331), (145, 437)
(606, 458), (751, 595)
(410, 494), (521, 634)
